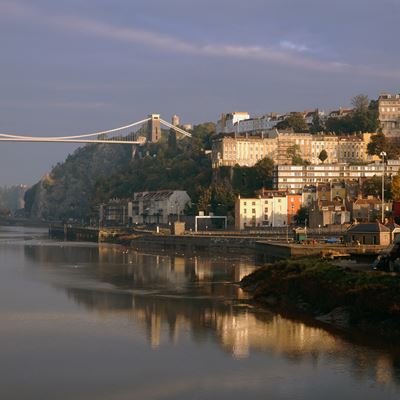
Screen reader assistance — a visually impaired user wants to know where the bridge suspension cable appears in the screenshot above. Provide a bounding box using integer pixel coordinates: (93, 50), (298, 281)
(159, 118), (192, 138)
(0, 118), (151, 141)
(0, 114), (192, 144)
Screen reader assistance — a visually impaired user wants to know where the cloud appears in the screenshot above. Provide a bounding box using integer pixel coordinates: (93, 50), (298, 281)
(279, 40), (310, 53)
(0, 1), (399, 79)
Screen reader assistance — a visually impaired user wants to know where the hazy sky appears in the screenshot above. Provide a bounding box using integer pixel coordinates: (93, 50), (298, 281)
(0, 0), (399, 186)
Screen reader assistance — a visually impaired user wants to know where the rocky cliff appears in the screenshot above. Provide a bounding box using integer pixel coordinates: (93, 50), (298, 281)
(24, 144), (132, 221)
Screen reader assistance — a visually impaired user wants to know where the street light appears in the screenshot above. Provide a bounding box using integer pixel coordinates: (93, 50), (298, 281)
(380, 151), (387, 223)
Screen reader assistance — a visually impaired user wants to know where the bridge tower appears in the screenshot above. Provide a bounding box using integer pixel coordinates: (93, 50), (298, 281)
(147, 114), (161, 143)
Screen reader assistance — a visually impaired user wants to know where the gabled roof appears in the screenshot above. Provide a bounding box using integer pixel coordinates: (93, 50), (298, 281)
(347, 222), (390, 234)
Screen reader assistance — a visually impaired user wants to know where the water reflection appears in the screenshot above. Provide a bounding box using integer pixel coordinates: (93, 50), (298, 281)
(22, 241), (400, 390)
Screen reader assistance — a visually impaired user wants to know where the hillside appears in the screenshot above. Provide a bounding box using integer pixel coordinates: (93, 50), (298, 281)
(24, 144), (132, 221)
(24, 122), (275, 222)
(24, 124), (215, 222)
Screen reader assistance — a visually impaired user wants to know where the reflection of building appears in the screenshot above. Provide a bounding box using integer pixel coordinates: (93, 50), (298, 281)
(28, 243), (399, 386)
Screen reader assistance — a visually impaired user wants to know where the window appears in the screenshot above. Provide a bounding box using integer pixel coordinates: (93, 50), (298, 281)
(252, 202), (256, 206)
(252, 209), (256, 214)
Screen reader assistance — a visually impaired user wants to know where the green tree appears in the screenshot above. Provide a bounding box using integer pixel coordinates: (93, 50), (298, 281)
(310, 110), (324, 134)
(254, 157), (274, 188)
(362, 176), (391, 199)
(366, 133), (400, 159)
(276, 113), (308, 132)
(295, 206), (309, 226)
(367, 133), (386, 156)
(351, 94), (369, 112)
(167, 128), (177, 154)
(318, 149), (328, 163)
(286, 144), (301, 159)
(197, 187), (212, 214)
(286, 145), (309, 165)
(325, 96), (379, 135)
(391, 174), (400, 201)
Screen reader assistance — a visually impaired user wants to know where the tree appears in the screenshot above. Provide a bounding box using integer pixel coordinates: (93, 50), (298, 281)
(286, 144), (301, 159)
(362, 176), (391, 199)
(325, 96), (379, 135)
(276, 113), (308, 132)
(367, 133), (400, 159)
(392, 174), (400, 201)
(197, 187), (212, 214)
(254, 157), (274, 188)
(310, 109), (324, 134)
(167, 128), (177, 154)
(318, 149), (328, 163)
(286, 145), (309, 166)
(367, 133), (386, 156)
(295, 206), (309, 226)
(351, 94), (369, 112)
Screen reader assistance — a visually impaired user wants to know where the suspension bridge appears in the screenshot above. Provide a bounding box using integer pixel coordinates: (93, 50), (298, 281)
(0, 114), (191, 145)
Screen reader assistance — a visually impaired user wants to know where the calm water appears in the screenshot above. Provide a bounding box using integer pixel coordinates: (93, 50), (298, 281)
(1, 226), (400, 399)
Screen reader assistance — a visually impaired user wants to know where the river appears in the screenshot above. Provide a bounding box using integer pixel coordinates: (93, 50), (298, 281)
(0, 225), (400, 399)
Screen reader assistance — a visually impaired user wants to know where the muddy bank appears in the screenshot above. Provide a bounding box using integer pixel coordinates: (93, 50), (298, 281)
(241, 258), (400, 340)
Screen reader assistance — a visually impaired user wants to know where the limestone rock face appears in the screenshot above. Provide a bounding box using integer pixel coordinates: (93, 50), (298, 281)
(25, 144), (131, 221)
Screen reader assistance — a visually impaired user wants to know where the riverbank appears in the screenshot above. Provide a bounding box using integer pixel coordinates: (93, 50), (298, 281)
(48, 225), (383, 259)
(241, 258), (400, 340)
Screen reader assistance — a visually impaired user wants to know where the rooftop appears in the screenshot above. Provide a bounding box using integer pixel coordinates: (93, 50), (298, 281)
(347, 222), (390, 234)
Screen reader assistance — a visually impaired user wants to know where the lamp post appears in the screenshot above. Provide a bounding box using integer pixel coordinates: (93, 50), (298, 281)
(380, 151), (387, 223)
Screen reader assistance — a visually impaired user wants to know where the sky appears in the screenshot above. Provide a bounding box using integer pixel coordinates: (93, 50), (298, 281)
(0, 0), (399, 186)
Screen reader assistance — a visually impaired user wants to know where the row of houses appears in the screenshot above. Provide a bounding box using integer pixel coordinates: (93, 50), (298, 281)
(274, 160), (400, 190)
(212, 131), (377, 168)
(100, 190), (191, 226)
(235, 183), (391, 229)
(216, 92), (400, 139)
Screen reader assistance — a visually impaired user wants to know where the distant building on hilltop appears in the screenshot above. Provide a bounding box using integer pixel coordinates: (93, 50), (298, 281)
(378, 92), (400, 136)
(217, 112), (250, 134)
(328, 107), (353, 119)
(212, 129), (377, 168)
(171, 114), (180, 127)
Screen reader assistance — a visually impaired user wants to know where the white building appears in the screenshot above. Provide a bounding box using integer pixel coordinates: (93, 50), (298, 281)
(212, 133), (278, 167)
(235, 194), (288, 229)
(378, 92), (400, 136)
(274, 160), (400, 191)
(217, 112), (250, 134)
(132, 190), (191, 224)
